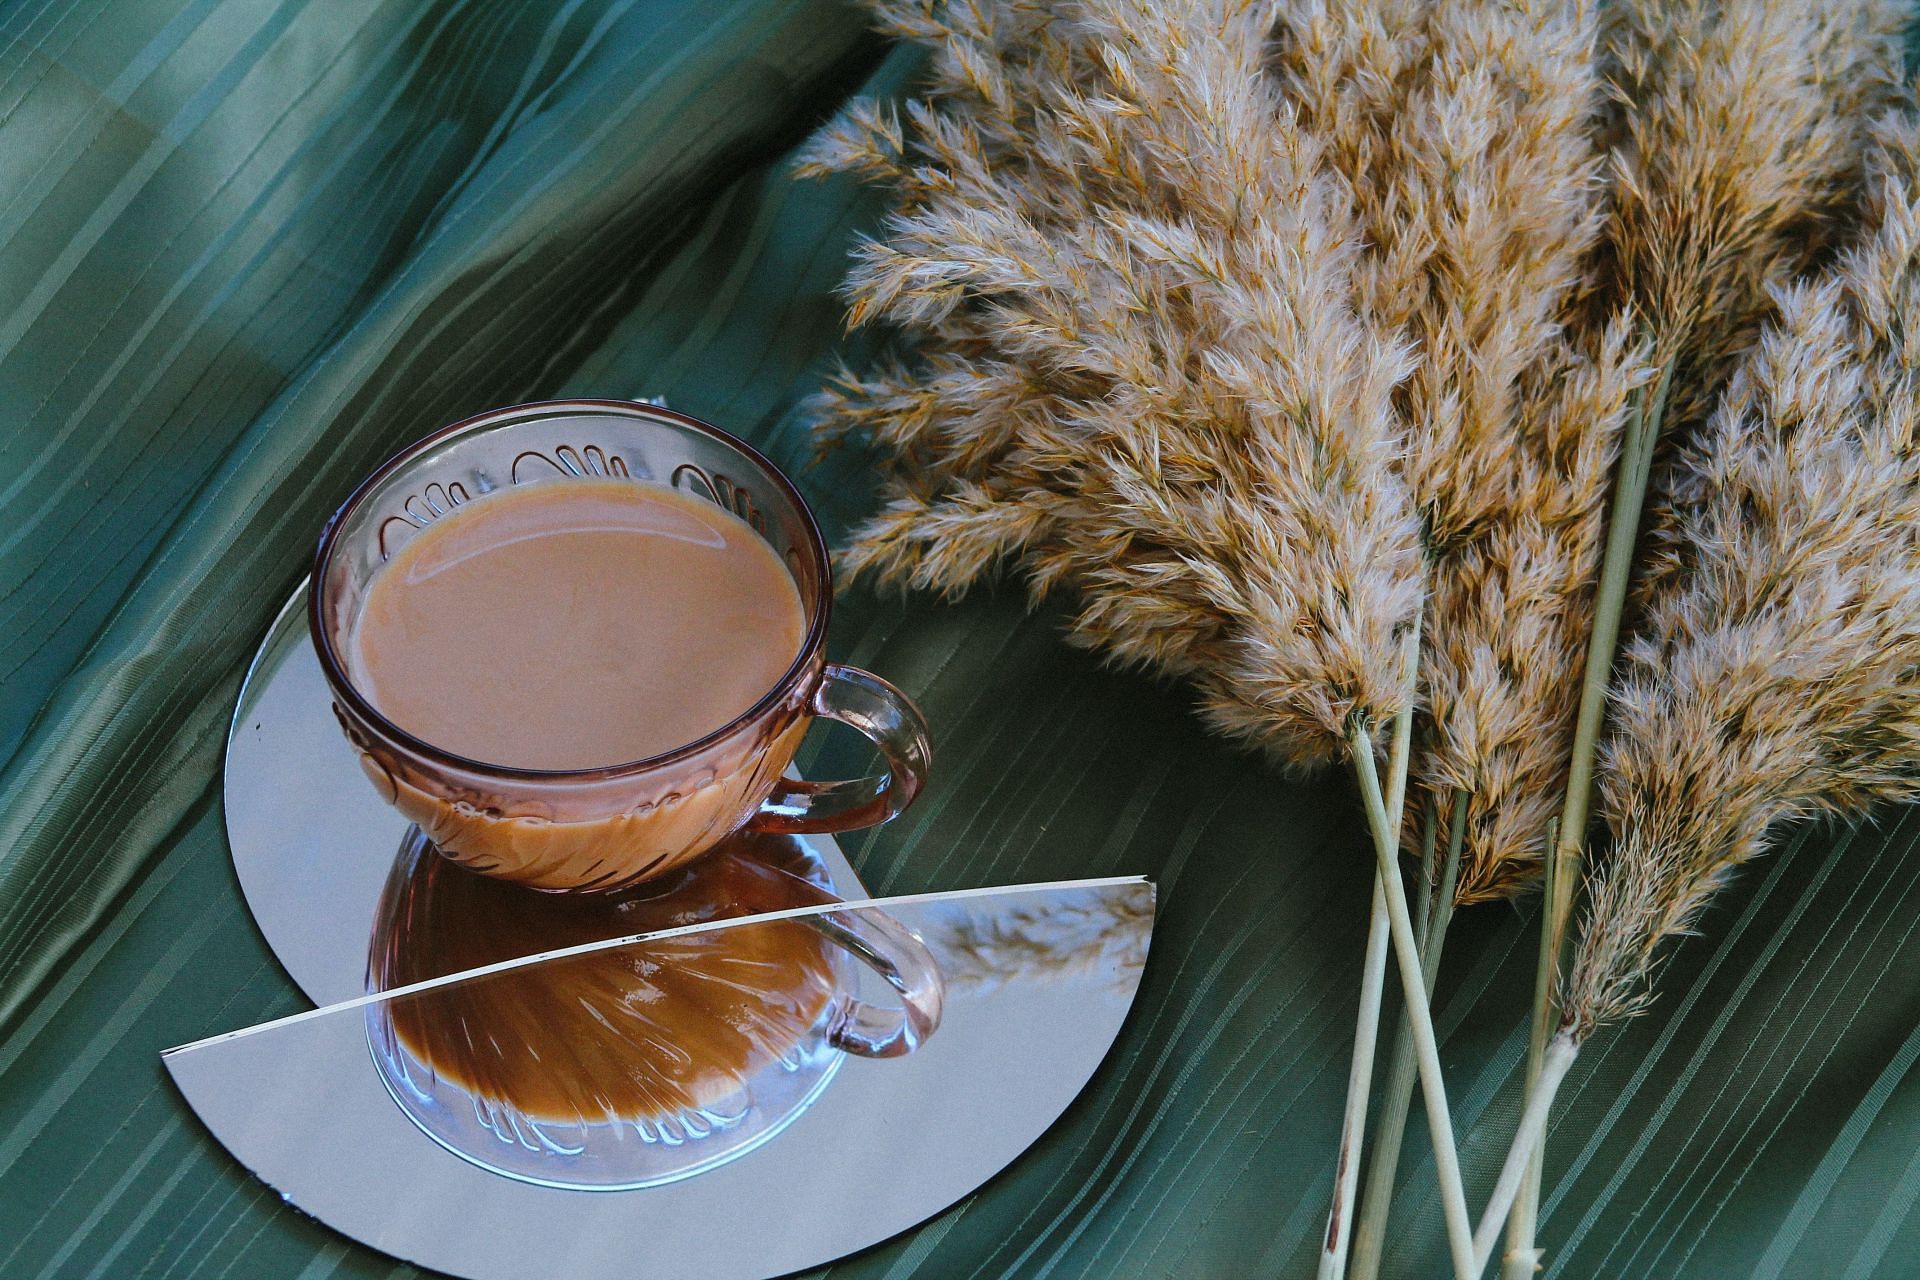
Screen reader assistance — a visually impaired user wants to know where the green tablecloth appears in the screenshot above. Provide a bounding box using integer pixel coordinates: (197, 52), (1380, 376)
(1, 4), (1917, 1277)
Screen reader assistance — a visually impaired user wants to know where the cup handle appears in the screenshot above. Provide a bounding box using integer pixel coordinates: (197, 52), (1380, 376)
(806, 904), (945, 1058)
(749, 664), (931, 835)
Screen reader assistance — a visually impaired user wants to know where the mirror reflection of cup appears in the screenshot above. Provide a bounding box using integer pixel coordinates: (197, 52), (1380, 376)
(310, 400), (932, 893)
(365, 830), (944, 1189)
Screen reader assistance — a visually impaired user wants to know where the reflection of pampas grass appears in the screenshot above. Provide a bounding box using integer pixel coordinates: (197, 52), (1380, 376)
(926, 884), (1154, 994)
(1481, 113), (1920, 1263)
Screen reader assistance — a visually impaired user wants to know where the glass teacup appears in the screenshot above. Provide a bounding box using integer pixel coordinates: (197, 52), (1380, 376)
(310, 399), (931, 893)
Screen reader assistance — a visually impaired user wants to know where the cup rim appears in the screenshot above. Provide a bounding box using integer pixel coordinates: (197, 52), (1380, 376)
(309, 397), (832, 782)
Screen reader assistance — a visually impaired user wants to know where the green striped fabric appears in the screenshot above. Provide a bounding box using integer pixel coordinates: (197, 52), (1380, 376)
(0, 4), (1916, 1277)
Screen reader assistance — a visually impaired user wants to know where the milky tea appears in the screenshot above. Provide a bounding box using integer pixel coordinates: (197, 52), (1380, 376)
(344, 478), (809, 888)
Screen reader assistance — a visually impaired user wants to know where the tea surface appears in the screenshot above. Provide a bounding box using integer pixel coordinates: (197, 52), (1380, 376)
(350, 479), (805, 770)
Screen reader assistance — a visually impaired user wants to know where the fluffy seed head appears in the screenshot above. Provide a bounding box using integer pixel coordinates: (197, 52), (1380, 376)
(1596, 0), (1909, 425)
(805, 0), (1424, 765)
(1566, 114), (1920, 1034)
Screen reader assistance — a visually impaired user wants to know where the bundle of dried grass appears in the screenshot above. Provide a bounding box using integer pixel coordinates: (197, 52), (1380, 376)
(1537, 0), (1912, 965)
(1477, 112), (1920, 1261)
(803, 3), (1918, 1276)
(1280, 0), (1603, 549)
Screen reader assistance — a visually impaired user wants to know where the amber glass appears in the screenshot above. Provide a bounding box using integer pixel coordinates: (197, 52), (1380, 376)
(310, 400), (931, 892)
